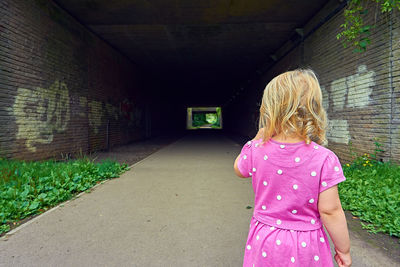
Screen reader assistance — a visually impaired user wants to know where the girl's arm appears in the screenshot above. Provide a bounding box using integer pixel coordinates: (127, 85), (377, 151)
(233, 128), (265, 178)
(233, 155), (246, 178)
(318, 185), (352, 267)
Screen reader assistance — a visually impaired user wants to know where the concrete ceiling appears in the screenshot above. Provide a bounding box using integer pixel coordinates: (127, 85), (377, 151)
(54, 0), (330, 104)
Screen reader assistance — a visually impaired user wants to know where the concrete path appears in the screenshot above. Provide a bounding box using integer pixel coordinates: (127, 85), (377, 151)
(0, 133), (254, 266)
(0, 133), (398, 266)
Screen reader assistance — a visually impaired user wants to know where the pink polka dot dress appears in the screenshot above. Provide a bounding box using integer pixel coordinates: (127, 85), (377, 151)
(237, 138), (346, 267)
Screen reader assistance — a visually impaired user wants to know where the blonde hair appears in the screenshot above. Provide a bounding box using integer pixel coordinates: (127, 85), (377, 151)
(258, 68), (327, 145)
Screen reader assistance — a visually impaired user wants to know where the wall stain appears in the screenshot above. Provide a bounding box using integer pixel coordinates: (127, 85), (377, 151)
(79, 96), (87, 117)
(88, 100), (103, 134)
(106, 103), (119, 120)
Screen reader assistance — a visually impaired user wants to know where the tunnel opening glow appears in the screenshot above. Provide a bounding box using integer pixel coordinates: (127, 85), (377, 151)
(186, 107), (222, 130)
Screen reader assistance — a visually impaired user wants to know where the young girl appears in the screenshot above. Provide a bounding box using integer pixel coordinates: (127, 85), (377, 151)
(234, 69), (351, 267)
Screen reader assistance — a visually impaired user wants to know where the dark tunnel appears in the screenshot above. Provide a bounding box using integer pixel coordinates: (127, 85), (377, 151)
(51, 0), (332, 136)
(1, 0), (399, 162)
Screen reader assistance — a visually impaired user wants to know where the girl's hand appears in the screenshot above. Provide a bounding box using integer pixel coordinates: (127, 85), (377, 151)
(334, 248), (352, 267)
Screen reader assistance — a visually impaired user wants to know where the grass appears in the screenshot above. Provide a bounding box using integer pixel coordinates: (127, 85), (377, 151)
(0, 157), (129, 235)
(339, 141), (400, 238)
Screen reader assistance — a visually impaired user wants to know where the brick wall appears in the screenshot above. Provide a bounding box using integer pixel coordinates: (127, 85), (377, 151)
(0, 0), (156, 160)
(226, 0), (400, 163)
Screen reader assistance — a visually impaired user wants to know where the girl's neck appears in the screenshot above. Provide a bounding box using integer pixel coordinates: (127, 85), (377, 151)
(271, 133), (304, 143)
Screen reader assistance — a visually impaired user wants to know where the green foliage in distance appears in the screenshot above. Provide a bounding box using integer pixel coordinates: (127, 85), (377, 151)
(193, 113), (207, 127)
(0, 158), (129, 235)
(336, 0), (400, 53)
(339, 140), (400, 238)
(206, 113), (218, 124)
(192, 112), (221, 128)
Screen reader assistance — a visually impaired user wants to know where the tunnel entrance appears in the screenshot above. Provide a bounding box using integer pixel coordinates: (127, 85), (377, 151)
(186, 107), (222, 130)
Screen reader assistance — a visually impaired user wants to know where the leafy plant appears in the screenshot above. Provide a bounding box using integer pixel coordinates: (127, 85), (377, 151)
(339, 140), (400, 237)
(336, 0), (400, 53)
(192, 113), (207, 127)
(0, 158), (129, 235)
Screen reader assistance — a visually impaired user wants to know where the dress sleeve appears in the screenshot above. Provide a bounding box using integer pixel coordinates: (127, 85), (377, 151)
(236, 140), (253, 178)
(319, 152), (346, 193)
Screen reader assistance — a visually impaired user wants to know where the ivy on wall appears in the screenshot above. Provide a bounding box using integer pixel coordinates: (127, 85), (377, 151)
(336, 0), (400, 53)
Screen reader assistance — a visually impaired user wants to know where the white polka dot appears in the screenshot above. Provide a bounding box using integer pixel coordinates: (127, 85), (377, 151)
(291, 257), (295, 263)
(249, 172), (252, 176)
(314, 145), (319, 149)
(334, 166), (340, 172)
(311, 219), (316, 224)
(277, 169), (283, 175)
(247, 245), (251, 250)
(262, 251), (267, 257)
(320, 237), (325, 243)
(314, 255), (319, 261)
(290, 230), (294, 233)
(292, 210), (297, 214)
(262, 205), (266, 210)
(276, 240), (281, 245)
(322, 181), (327, 187)
(255, 221), (259, 226)
(293, 184), (298, 190)
(255, 143), (259, 147)
(301, 242), (307, 247)
(276, 219), (282, 225)
(264, 155), (268, 160)
(263, 181), (268, 186)
(277, 195), (282, 200)
(256, 235), (260, 240)
(252, 167), (256, 172)
(247, 141), (252, 145)
(243, 155), (247, 159)
(311, 171), (317, 176)
(295, 157), (300, 162)
(270, 226), (275, 230)
(309, 198), (314, 203)
(280, 144), (285, 149)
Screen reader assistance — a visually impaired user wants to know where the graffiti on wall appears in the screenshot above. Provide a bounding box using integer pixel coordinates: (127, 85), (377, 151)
(106, 103), (119, 120)
(120, 98), (143, 127)
(88, 100), (103, 134)
(81, 97), (143, 134)
(79, 96), (87, 117)
(323, 65), (375, 144)
(320, 85), (329, 111)
(13, 80), (70, 152)
(12, 80), (144, 152)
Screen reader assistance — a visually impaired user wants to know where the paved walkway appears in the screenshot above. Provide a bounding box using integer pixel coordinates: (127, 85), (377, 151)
(0, 133), (398, 266)
(0, 133), (254, 266)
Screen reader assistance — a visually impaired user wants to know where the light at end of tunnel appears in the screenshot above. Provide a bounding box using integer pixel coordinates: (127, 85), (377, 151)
(186, 107), (222, 130)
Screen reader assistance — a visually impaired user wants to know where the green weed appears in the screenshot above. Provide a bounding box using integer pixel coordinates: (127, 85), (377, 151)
(339, 140), (400, 238)
(0, 158), (129, 235)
